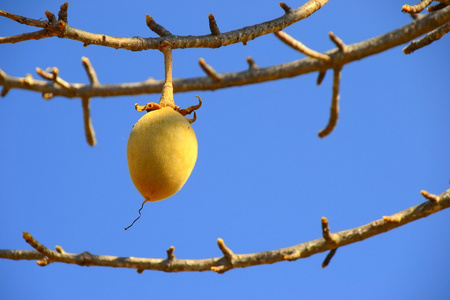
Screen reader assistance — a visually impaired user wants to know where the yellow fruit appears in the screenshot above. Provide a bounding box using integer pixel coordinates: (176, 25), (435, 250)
(127, 107), (198, 202)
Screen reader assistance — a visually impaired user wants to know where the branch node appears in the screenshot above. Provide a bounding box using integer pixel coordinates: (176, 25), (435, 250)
(208, 13), (220, 35)
(284, 251), (300, 261)
(42, 92), (54, 100)
(37, 256), (51, 267)
(199, 58), (221, 82)
(20, 73), (34, 86)
(217, 238), (234, 262)
(166, 246), (176, 261)
(1, 87), (10, 97)
(322, 248), (337, 268)
(55, 245), (66, 254)
(246, 56), (258, 70)
(383, 215), (402, 223)
(321, 217), (339, 243)
(146, 15), (172, 37)
(211, 265), (230, 274)
(279, 2), (293, 14)
(421, 190), (439, 202)
(316, 70), (326, 86)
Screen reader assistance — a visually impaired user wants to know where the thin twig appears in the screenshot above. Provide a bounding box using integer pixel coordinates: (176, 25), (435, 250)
(321, 217), (338, 243)
(402, 0), (433, 13)
(208, 13), (220, 35)
(318, 66), (342, 138)
(322, 248), (337, 268)
(246, 56), (258, 70)
(81, 57), (99, 85)
(275, 31), (332, 62)
(403, 22), (450, 54)
(1, 189), (448, 273)
(280, 2), (293, 14)
(146, 15), (172, 37)
(328, 32), (347, 52)
(421, 190), (440, 202)
(166, 246), (176, 261)
(198, 58), (222, 82)
(36, 67), (73, 92)
(316, 70), (326, 86)
(0, 9), (48, 28)
(80, 57), (98, 146)
(81, 97), (96, 146)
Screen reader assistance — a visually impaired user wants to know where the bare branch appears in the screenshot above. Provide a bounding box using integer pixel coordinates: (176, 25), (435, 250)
(79, 57), (98, 146)
(1, 189), (449, 273)
(198, 58), (222, 82)
(2, 6), (447, 99)
(275, 31), (332, 62)
(403, 21), (450, 54)
(421, 190), (440, 202)
(0, 0), (329, 49)
(318, 66), (342, 138)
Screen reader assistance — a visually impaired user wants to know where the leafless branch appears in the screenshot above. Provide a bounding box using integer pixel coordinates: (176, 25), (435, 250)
(198, 58), (222, 82)
(318, 66), (342, 138)
(1, 189), (449, 273)
(274, 31), (332, 62)
(0, 0), (329, 49)
(403, 21), (450, 53)
(79, 57), (98, 146)
(1, 6), (448, 99)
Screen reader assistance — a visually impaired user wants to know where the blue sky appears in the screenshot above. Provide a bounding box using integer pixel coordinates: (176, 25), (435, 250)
(1, 1), (449, 299)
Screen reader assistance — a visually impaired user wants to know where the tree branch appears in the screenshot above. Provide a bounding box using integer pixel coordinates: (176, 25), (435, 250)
(0, 0), (329, 49)
(1, 6), (448, 99)
(1, 189), (449, 273)
(403, 21), (450, 53)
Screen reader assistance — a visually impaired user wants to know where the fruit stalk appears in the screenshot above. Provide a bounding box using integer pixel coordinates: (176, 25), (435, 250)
(159, 42), (174, 107)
